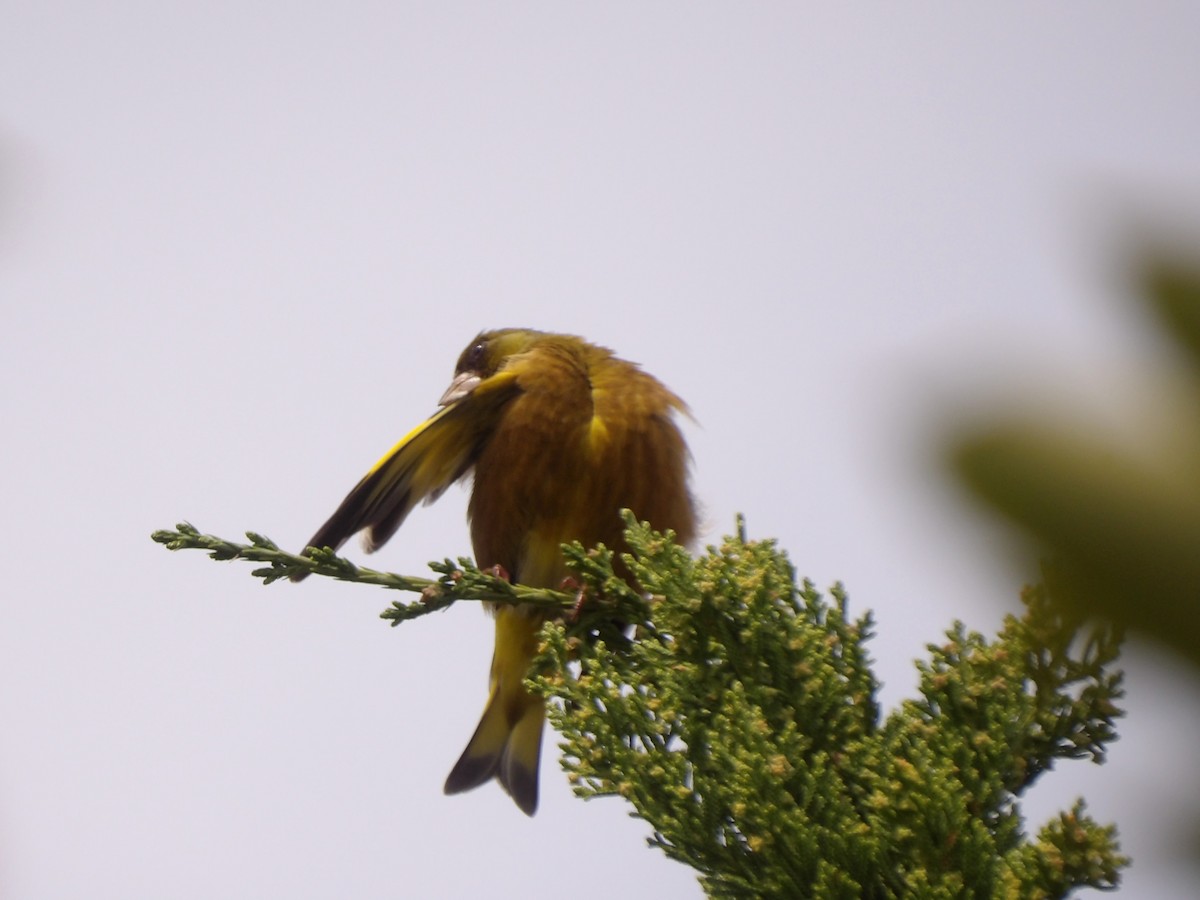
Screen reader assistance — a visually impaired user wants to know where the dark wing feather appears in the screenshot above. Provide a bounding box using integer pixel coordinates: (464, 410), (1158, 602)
(292, 370), (520, 580)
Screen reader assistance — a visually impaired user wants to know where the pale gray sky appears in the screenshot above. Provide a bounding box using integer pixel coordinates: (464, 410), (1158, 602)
(3, 4), (1199, 898)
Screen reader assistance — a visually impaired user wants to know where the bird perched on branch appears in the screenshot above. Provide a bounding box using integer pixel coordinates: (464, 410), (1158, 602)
(294, 328), (697, 815)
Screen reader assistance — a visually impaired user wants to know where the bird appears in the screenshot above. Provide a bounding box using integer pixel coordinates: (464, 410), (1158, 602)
(293, 328), (697, 815)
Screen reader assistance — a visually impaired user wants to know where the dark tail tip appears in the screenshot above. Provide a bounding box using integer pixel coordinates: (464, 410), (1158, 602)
(444, 748), (538, 816)
(444, 752), (500, 796)
(498, 760), (538, 816)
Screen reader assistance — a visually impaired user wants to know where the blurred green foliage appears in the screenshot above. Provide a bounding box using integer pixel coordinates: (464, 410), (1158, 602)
(951, 257), (1200, 667)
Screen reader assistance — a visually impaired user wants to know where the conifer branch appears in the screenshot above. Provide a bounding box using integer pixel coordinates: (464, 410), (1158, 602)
(150, 523), (574, 623)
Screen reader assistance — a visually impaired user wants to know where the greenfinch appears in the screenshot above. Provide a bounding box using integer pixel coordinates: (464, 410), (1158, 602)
(295, 329), (696, 815)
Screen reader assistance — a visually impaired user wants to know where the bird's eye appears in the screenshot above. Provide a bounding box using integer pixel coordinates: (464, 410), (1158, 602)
(461, 340), (487, 373)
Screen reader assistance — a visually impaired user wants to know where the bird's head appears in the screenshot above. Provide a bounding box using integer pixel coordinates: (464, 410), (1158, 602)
(438, 329), (549, 406)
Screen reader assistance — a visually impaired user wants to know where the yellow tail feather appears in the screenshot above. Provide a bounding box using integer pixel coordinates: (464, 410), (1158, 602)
(444, 607), (545, 815)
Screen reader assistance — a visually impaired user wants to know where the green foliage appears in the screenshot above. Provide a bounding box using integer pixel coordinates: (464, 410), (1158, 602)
(532, 515), (1127, 899)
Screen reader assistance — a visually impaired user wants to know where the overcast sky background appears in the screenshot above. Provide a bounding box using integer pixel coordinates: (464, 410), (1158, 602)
(3, 4), (1200, 898)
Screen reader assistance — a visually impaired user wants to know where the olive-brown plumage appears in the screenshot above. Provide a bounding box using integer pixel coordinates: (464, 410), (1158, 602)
(295, 329), (696, 814)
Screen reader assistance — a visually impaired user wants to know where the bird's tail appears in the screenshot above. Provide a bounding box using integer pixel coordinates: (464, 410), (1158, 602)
(444, 606), (545, 816)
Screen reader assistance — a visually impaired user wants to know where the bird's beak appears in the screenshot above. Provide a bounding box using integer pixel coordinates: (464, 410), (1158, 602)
(439, 371), (482, 406)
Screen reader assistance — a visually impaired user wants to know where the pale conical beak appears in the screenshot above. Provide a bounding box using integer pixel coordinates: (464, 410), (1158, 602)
(439, 371), (482, 406)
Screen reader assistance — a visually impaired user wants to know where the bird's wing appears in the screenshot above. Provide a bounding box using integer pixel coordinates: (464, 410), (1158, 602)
(294, 370), (521, 577)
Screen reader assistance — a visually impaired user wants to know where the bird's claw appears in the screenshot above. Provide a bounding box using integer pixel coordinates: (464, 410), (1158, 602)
(561, 576), (588, 622)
